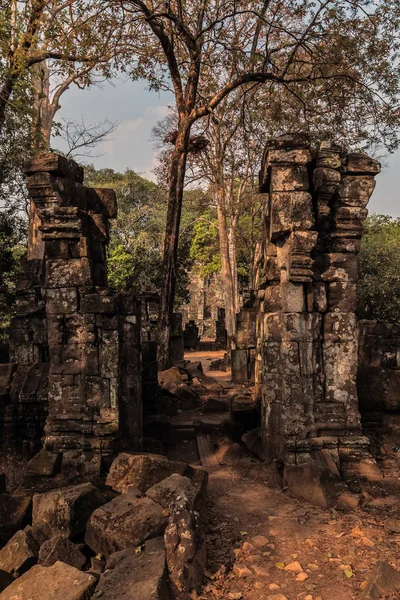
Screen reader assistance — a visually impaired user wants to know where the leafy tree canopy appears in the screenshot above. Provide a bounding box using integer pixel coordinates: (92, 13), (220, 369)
(357, 215), (400, 322)
(0, 211), (26, 343)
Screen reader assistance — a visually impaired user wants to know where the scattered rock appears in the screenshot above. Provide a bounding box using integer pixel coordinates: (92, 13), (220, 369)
(252, 565), (269, 577)
(38, 535), (86, 569)
(85, 491), (168, 557)
(158, 366), (186, 388)
(296, 572), (309, 582)
(284, 561), (303, 574)
(337, 492), (360, 509)
(0, 561), (96, 600)
(251, 535), (269, 548)
(242, 427), (263, 460)
(0, 572), (14, 594)
(232, 564), (252, 578)
(242, 542), (257, 553)
(166, 383), (200, 409)
(106, 453), (187, 493)
(26, 450), (62, 477)
(267, 595), (288, 600)
(0, 495), (32, 545)
(284, 459), (345, 508)
(269, 584), (280, 590)
(95, 537), (169, 600)
(32, 483), (106, 540)
(209, 358), (227, 372)
(146, 474), (200, 510)
(361, 561), (400, 599)
(0, 530), (38, 577)
(176, 361), (203, 380)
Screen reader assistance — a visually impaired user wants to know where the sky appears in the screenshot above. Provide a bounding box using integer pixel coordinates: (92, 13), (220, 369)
(54, 77), (400, 217)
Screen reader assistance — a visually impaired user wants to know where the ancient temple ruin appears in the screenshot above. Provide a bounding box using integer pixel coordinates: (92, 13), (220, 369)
(255, 135), (382, 481)
(0, 154), (142, 470)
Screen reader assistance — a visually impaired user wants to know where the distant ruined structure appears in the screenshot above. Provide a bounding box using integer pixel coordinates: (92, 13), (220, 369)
(0, 154), (142, 471)
(255, 135), (383, 480)
(182, 272), (225, 341)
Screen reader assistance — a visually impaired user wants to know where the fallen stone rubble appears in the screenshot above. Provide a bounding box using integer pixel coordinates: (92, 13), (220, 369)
(0, 452), (208, 599)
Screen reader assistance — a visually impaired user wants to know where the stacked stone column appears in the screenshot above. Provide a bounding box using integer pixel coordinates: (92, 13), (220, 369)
(257, 135), (380, 474)
(23, 153), (141, 466)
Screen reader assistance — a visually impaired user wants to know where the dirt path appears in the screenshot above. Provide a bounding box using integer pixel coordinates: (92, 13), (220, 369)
(181, 351), (400, 600)
(196, 454), (400, 600)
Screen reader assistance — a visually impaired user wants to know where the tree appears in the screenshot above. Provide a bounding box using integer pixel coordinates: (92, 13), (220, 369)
(85, 165), (195, 305)
(0, 211), (26, 343)
(54, 116), (118, 160)
(357, 215), (400, 322)
(121, 0), (399, 367)
(0, 0), (129, 139)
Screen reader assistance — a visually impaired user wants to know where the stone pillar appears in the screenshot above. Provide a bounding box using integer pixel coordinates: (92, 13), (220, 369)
(22, 153), (142, 468)
(257, 135), (381, 478)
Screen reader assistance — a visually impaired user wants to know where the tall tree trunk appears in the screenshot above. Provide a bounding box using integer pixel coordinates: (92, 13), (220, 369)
(227, 216), (239, 313)
(251, 239), (263, 290)
(216, 187), (236, 350)
(0, 75), (15, 136)
(31, 61), (53, 151)
(158, 121), (190, 370)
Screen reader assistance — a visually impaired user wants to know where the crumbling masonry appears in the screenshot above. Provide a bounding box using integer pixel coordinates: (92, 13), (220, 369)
(256, 136), (382, 478)
(0, 154), (142, 468)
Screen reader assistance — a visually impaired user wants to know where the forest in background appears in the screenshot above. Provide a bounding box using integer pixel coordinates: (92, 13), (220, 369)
(0, 0), (399, 361)
(1, 160), (400, 344)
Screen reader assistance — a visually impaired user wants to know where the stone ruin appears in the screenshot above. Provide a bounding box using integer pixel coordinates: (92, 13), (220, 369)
(182, 272), (227, 349)
(255, 135), (383, 490)
(0, 153), (142, 472)
(358, 320), (400, 438)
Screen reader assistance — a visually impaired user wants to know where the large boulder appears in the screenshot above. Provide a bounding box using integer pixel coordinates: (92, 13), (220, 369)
(32, 483), (106, 540)
(85, 490), (168, 557)
(146, 474), (200, 511)
(164, 509), (206, 597)
(0, 529), (38, 577)
(0, 495), (32, 545)
(26, 450), (62, 477)
(242, 427), (263, 460)
(163, 383), (200, 409)
(284, 458), (345, 508)
(0, 561), (96, 600)
(106, 453), (187, 494)
(95, 537), (170, 600)
(158, 367), (186, 388)
(38, 535), (86, 569)
(361, 561), (400, 599)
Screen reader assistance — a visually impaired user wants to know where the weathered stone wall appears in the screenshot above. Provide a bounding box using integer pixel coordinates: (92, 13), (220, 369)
(257, 135), (381, 474)
(357, 320), (400, 431)
(232, 292), (258, 383)
(0, 153), (142, 466)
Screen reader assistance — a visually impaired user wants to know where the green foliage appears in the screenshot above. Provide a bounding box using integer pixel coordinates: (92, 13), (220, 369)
(0, 212), (26, 342)
(85, 165), (167, 293)
(85, 166), (196, 305)
(357, 215), (400, 322)
(189, 209), (221, 277)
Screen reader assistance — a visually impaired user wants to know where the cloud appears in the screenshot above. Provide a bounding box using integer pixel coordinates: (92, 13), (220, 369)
(145, 104), (170, 119)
